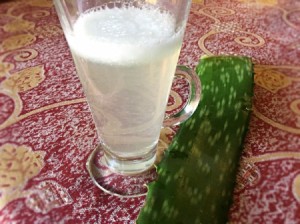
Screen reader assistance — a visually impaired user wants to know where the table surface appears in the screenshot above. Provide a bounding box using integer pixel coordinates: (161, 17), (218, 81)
(0, 0), (299, 223)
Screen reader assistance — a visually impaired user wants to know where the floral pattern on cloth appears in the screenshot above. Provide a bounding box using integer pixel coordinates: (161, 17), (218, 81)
(0, 0), (185, 223)
(0, 0), (299, 223)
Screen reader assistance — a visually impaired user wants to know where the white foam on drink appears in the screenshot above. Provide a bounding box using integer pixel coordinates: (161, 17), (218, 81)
(67, 6), (181, 64)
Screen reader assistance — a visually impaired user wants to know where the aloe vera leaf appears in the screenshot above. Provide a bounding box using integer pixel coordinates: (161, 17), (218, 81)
(136, 56), (253, 224)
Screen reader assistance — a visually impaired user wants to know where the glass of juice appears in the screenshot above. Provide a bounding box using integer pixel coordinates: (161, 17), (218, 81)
(54, 0), (200, 197)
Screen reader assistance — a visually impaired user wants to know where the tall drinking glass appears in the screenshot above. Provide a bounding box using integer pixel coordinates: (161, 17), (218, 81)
(54, 0), (200, 197)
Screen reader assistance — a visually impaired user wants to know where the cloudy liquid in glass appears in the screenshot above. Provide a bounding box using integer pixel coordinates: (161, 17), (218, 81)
(66, 6), (183, 157)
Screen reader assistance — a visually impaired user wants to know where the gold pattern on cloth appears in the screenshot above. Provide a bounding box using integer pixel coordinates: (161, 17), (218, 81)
(1, 34), (36, 52)
(254, 67), (292, 93)
(252, 64), (300, 133)
(233, 32), (265, 47)
(0, 98), (87, 131)
(235, 160), (260, 192)
(196, 6), (265, 55)
(0, 144), (45, 210)
(293, 174), (300, 203)
(237, 0), (278, 6)
(237, 152), (300, 197)
(26, 0), (53, 8)
(35, 25), (63, 38)
(199, 7), (235, 20)
(236, 152), (300, 192)
(0, 62), (14, 78)
(192, 0), (204, 4)
(0, 0), (59, 50)
(0, 144), (73, 214)
(0, 62), (43, 130)
(0, 47), (86, 130)
(2, 65), (45, 93)
(290, 99), (300, 116)
(0, 54), (45, 130)
(166, 90), (183, 112)
(0, 0), (297, 221)
(246, 152), (300, 163)
(3, 19), (35, 33)
(11, 49), (39, 62)
(282, 9), (300, 30)
(253, 106), (300, 134)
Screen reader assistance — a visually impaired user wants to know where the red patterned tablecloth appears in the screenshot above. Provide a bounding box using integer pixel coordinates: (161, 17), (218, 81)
(0, 0), (299, 223)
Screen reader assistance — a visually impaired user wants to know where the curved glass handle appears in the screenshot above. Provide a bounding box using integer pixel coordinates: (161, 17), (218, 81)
(163, 65), (201, 127)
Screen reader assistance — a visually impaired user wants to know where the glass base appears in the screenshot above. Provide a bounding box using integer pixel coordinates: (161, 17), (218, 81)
(86, 144), (158, 197)
(104, 145), (157, 174)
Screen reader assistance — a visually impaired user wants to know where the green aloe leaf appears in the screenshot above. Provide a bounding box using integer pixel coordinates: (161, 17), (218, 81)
(137, 56), (253, 224)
